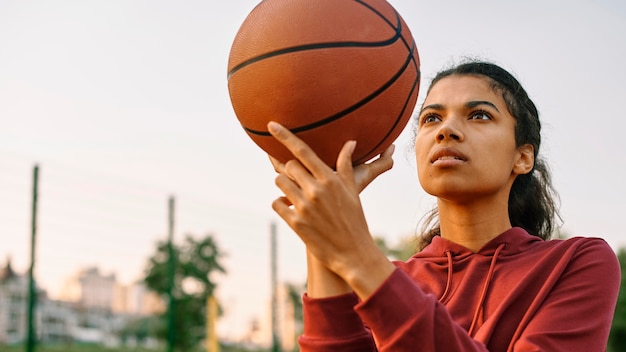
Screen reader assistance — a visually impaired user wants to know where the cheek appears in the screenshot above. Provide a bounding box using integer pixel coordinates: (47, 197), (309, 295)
(483, 145), (519, 178)
(414, 139), (426, 165)
(414, 137), (431, 177)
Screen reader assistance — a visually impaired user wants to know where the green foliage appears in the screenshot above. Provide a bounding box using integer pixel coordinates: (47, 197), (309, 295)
(143, 233), (226, 351)
(285, 282), (304, 323)
(374, 235), (418, 262)
(609, 248), (626, 351)
(0, 345), (157, 352)
(119, 315), (163, 346)
(285, 281), (305, 349)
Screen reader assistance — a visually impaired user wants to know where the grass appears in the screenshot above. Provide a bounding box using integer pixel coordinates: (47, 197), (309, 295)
(0, 343), (272, 352)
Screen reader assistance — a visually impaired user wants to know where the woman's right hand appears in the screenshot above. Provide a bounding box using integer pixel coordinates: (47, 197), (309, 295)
(266, 122), (397, 300)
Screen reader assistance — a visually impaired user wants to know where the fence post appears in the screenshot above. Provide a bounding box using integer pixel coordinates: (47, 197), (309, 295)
(167, 196), (175, 352)
(26, 164), (39, 352)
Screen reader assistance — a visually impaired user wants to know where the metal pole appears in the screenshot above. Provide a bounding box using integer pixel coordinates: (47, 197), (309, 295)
(26, 164), (39, 352)
(271, 222), (280, 352)
(167, 196), (175, 352)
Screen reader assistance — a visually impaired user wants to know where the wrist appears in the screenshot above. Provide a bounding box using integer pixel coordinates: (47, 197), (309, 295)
(306, 250), (352, 298)
(338, 246), (396, 301)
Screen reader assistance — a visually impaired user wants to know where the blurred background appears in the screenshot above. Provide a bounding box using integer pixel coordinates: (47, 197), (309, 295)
(1, 0), (625, 351)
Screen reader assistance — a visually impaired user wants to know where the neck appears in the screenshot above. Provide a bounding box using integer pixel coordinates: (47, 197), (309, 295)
(437, 198), (512, 252)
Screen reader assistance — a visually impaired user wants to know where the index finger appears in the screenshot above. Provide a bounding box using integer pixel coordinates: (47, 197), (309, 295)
(267, 121), (330, 177)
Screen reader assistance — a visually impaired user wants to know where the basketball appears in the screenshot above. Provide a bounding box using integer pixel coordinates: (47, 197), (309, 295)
(227, 0), (420, 168)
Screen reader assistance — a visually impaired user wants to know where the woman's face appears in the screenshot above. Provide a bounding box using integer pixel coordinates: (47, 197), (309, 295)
(415, 74), (533, 203)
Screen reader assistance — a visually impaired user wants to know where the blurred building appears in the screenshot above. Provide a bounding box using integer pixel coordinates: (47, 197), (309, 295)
(113, 279), (165, 315)
(59, 266), (163, 315)
(0, 257), (30, 344)
(0, 261), (162, 346)
(0, 257), (63, 344)
(78, 267), (116, 310)
(58, 267), (117, 309)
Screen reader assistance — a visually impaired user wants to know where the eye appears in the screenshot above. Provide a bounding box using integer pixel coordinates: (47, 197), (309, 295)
(469, 110), (492, 120)
(420, 113), (441, 125)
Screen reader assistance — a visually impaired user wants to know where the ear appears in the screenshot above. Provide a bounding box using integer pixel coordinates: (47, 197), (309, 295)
(513, 144), (534, 175)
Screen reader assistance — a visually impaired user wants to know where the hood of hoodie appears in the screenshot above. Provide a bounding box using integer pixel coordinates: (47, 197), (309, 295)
(417, 227), (542, 259)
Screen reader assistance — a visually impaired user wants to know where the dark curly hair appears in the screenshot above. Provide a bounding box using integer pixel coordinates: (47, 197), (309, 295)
(416, 60), (561, 250)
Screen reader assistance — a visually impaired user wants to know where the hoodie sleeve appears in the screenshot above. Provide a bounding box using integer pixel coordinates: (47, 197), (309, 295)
(298, 292), (377, 351)
(299, 270), (486, 351)
(509, 238), (620, 351)
(355, 268), (490, 351)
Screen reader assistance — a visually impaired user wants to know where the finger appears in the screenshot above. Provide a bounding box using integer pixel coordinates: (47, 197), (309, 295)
(268, 154), (285, 174)
(368, 144), (395, 174)
(272, 196), (295, 222)
(336, 140), (357, 189)
(353, 144), (395, 193)
(270, 154), (312, 186)
(274, 172), (302, 200)
(267, 121), (330, 178)
(272, 195), (293, 211)
(380, 143), (395, 160)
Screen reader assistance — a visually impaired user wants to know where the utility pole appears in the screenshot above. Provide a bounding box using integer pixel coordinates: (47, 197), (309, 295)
(167, 196), (176, 352)
(26, 164), (39, 352)
(271, 222), (280, 352)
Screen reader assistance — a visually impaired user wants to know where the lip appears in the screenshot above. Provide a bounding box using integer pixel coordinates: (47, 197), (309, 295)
(430, 147), (468, 164)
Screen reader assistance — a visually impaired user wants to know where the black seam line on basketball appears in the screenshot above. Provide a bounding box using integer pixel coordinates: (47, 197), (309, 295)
(227, 4), (403, 80)
(355, 0), (418, 68)
(243, 43), (417, 137)
(354, 68), (420, 165)
(355, 0), (396, 29)
(227, 39), (400, 80)
(356, 0), (418, 73)
(356, 0), (411, 52)
(354, 62), (420, 164)
(407, 40), (419, 80)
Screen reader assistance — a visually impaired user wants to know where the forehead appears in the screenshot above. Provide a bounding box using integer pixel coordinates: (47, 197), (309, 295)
(424, 75), (505, 106)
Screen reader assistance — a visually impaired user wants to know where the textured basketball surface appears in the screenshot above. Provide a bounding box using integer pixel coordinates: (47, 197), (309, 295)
(227, 0), (420, 168)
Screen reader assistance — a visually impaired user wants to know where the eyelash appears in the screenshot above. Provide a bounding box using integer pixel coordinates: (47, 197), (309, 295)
(469, 110), (492, 120)
(419, 110), (493, 125)
(419, 113), (439, 125)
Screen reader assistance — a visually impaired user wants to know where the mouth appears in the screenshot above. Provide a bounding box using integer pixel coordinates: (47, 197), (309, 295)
(435, 155), (464, 161)
(430, 148), (467, 163)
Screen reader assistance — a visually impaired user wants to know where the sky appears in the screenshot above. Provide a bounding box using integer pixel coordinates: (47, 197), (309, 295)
(1, 0), (625, 341)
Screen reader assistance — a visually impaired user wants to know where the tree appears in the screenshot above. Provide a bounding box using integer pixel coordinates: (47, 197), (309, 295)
(374, 235), (418, 262)
(143, 233), (226, 351)
(119, 315), (163, 347)
(609, 248), (626, 352)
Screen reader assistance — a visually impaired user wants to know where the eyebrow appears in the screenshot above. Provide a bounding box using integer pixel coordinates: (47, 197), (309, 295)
(466, 100), (500, 112)
(419, 103), (444, 114)
(420, 100), (500, 114)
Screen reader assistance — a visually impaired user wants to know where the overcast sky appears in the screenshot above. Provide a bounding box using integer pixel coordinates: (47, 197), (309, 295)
(1, 0), (625, 341)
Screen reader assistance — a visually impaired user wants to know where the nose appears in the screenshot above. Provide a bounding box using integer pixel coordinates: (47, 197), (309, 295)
(436, 118), (463, 142)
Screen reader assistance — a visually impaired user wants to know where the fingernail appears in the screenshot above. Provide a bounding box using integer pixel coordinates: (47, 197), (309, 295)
(267, 121), (280, 133)
(348, 140), (357, 153)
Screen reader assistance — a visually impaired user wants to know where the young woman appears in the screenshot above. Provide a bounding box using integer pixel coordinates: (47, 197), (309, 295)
(267, 61), (620, 351)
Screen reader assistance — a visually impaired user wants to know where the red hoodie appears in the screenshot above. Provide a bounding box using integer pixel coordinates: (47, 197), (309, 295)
(299, 227), (620, 351)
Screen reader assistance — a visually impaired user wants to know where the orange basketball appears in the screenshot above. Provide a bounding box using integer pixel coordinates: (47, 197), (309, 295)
(227, 0), (420, 168)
